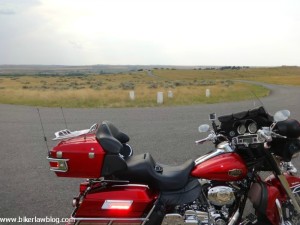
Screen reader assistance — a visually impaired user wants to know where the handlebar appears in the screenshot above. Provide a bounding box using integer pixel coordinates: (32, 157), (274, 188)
(195, 132), (229, 145)
(257, 128), (287, 142)
(257, 129), (272, 142)
(195, 133), (216, 144)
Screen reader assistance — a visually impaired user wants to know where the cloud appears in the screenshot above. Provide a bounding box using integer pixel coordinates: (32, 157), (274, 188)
(68, 40), (83, 50)
(0, 0), (40, 15)
(0, 0), (299, 65)
(0, 9), (15, 15)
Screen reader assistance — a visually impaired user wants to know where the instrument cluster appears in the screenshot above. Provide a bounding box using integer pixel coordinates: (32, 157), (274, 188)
(229, 119), (259, 138)
(230, 120), (264, 146)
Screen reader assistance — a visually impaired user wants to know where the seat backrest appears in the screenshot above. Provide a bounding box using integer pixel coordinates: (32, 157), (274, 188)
(105, 121), (130, 143)
(96, 121), (123, 154)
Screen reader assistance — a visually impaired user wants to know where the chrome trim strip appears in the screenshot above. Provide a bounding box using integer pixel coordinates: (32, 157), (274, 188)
(165, 213), (183, 218)
(112, 184), (149, 189)
(194, 149), (225, 166)
(101, 179), (130, 183)
(71, 217), (147, 221)
(217, 142), (234, 152)
(195, 142), (234, 166)
(275, 199), (285, 225)
(49, 168), (68, 173)
(84, 178), (130, 184)
(228, 209), (239, 225)
(47, 157), (69, 172)
(141, 203), (156, 225)
(47, 157), (69, 161)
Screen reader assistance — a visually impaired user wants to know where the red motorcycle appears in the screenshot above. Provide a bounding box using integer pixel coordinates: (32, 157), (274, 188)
(47, 106), (300, 225)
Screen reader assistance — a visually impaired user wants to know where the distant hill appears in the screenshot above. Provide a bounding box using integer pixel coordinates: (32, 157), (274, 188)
(0, 64), (235, 75)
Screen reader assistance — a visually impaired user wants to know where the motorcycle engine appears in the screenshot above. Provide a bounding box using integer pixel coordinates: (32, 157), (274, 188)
(205, 185), (236, 225)
(207, 186), (235, 206)
(164, 183), (237, 225)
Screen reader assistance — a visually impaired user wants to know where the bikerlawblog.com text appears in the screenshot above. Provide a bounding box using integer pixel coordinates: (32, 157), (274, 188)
(0, 216), (69, 224)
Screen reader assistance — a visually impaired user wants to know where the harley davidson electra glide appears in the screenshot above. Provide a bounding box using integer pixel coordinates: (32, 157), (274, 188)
(47, 106), (300, 225)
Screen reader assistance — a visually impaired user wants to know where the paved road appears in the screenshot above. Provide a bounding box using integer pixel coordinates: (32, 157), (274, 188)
(0, 82), (299, 223)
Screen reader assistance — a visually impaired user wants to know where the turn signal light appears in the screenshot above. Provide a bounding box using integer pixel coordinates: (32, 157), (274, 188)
(101, 200), (133, 210)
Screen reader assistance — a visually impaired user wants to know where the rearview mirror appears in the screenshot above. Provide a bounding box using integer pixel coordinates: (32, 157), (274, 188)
(198, 124), (210, 133)
(274, 110), (290, 122)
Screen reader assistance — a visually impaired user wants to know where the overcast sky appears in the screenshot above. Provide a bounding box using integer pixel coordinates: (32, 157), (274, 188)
(0, 0), (299, 66)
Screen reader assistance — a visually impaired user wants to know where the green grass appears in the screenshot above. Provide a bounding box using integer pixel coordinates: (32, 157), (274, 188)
(1, 66), (298, 108)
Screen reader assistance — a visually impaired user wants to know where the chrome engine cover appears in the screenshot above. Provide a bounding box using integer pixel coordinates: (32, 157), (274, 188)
(207, 186), (235, 206)
(163, 183), (236, 224)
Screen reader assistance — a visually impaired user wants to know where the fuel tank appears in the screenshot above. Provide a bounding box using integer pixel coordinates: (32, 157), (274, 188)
(191, 152), (248, 181)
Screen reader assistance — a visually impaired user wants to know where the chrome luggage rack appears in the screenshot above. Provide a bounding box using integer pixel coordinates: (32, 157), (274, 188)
(52, 123), (98, 140)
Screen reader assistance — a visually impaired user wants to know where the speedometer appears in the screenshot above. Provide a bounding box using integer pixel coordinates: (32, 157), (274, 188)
(248, 122), (258, 134)
(237, 124), (247, 134)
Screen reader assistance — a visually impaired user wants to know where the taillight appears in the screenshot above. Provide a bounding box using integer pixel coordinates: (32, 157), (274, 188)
(47, 157), (69, 172)
(49, 161), (59, 168)
(80, 182), (89, 193)
(101, 200), (133, 210)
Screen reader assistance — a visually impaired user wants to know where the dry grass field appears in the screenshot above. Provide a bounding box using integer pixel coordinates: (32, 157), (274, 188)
(154, 66), (300, 85)
(0, 66), (299, 108)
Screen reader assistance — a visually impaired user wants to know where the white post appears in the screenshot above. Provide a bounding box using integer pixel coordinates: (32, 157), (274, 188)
(157, 92), (164, 104)
(206, 89), (210, 97)
(168, 90), (173, 98)
(129, 91), (135, 100)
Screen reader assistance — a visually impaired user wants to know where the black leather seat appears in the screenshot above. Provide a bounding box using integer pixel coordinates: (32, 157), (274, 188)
(118, 153), (195, 191)
(96, 121), (195, 191)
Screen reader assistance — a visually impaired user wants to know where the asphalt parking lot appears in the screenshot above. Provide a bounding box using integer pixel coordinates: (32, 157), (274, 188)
(0, 82), (299, 224)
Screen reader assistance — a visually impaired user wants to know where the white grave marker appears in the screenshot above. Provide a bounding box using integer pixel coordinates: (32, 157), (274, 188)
(129, 91), (135, 100)
(206, 89), (210, 97)
(157, 92), (164, 104)
(168, 90), (173, 98)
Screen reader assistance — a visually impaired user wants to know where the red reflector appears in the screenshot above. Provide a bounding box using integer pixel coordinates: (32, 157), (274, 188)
(102, 200), (133, 210)
(50, 161), (59, 168)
